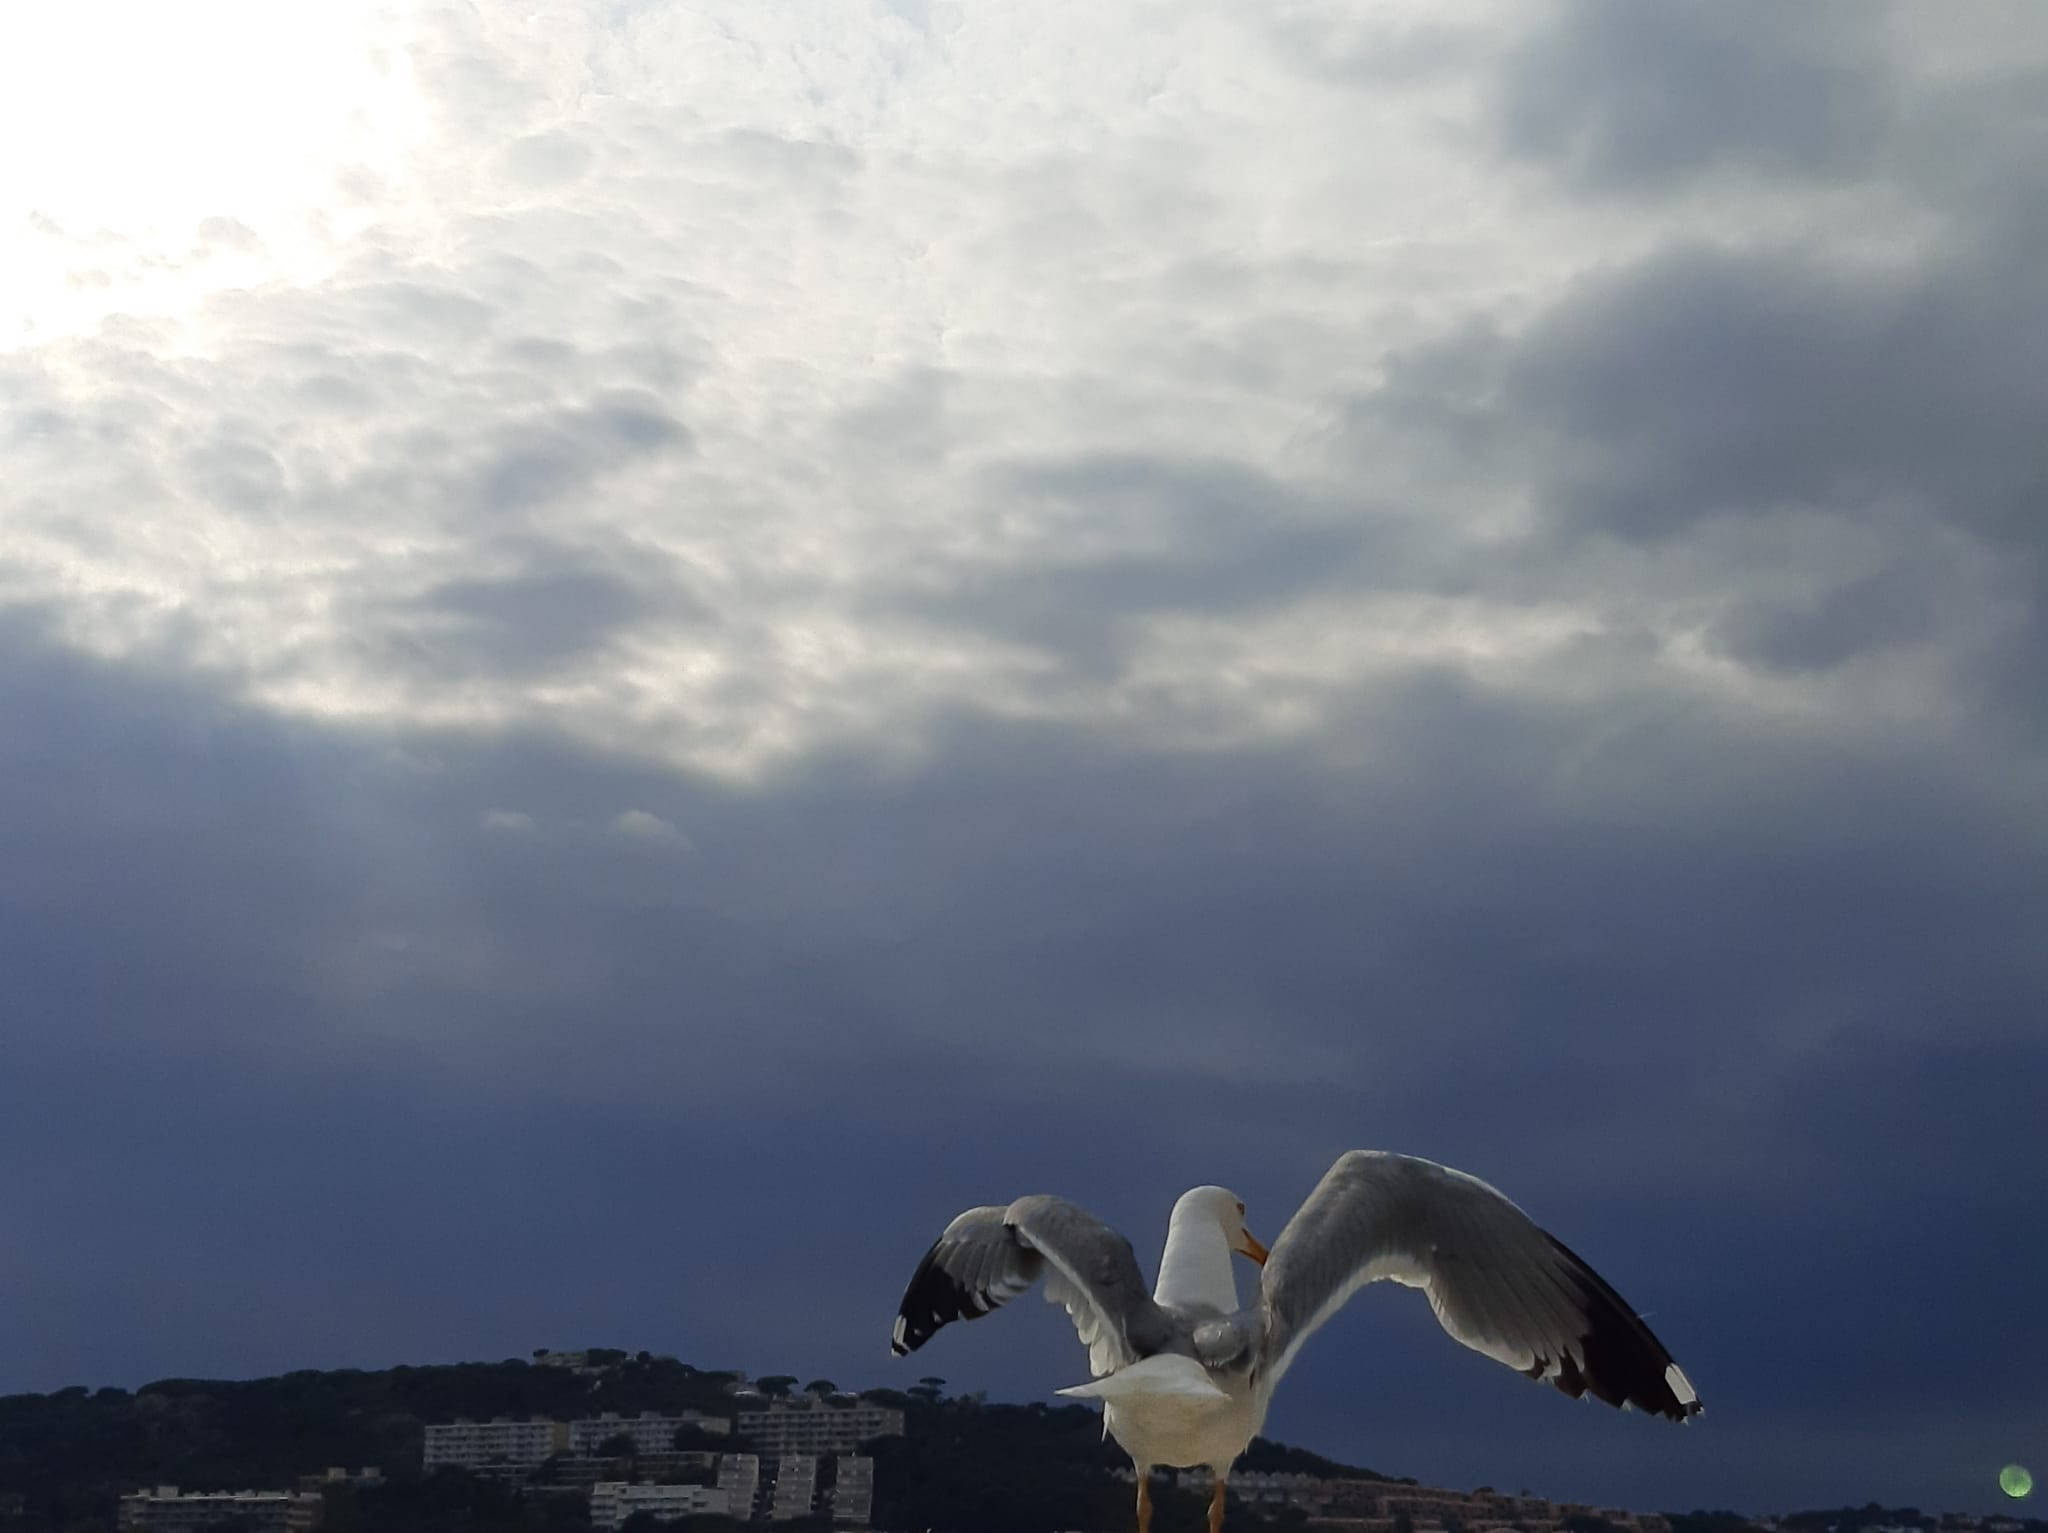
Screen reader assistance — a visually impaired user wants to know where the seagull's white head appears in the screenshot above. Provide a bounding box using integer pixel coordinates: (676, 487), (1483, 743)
(1175, 1184), (1269, 1266)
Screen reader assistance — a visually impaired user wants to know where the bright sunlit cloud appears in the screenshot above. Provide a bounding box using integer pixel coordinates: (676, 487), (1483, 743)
(0, 0), (423, 343)
(3, 0), (2044, 791)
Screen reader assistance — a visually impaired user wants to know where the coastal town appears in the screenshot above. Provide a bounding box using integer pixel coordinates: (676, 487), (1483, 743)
(109, 1355), (902, 1532)
(37, 1351), (2031, 1533)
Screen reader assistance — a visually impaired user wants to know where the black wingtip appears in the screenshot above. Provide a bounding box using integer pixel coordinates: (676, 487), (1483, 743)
(1544, 1233), (1702, 1423)
(890, 1238), (986, 1357)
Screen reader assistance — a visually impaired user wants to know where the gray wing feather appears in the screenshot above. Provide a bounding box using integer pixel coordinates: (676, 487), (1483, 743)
(1257, 1151), (1701, 1421)
(892, 1195), (1171, 1377)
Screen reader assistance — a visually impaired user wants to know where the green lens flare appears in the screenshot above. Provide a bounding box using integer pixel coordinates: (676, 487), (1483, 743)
(2000, 1464), (2034, 1500)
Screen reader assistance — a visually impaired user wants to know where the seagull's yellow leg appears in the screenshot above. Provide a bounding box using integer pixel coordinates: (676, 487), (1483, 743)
(1136, 1472), (1153, 1533)
(1208, 1476), (1227, 1533)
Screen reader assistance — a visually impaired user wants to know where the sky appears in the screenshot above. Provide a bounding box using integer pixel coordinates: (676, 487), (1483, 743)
(2, 0), (2045, 1517)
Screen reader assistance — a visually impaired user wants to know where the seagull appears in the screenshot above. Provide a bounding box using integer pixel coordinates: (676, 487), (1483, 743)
(891, 1151), (1700, 1533)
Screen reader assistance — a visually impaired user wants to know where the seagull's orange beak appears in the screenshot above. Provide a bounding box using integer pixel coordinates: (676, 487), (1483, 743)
(1236, 1228), (1269, 1266)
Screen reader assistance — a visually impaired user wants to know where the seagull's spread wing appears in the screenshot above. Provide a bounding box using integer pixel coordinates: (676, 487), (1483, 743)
(1256, 1151), (1701, 1420)
(892, 1195), (1172, 1376)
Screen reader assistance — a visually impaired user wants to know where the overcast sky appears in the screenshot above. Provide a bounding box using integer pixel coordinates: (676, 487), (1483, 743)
(3, 0), (2045, 1516)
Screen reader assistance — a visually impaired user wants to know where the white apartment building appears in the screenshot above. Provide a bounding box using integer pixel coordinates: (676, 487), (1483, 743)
(764, 1456), (819, 1522)
(568, 1411), (731, 1456)
(294, 1468), (384, 1494)
(422, 1417), (569, 1470)
(589, 1482), (730, 1530)
(118, 1488), (308, 1532)
(717, 1453), (762, 1517)
(532, 1452), (721, 1489)
(736, 1402), (904, 1457)
(1173, 1469), (1320, 1508)
(827, 1455), (875, 1526)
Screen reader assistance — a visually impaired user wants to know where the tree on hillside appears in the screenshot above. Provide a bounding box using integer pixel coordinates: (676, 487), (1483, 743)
(803, 1379), (838, 1397)
(756, 1376), (798, 1398)
(865, 1396), (1158, 1533)
(1668, 1513), (1758, 1533)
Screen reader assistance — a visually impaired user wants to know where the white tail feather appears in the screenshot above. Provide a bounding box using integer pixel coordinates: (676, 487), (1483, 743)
(1056, 1354), (1229, 1403)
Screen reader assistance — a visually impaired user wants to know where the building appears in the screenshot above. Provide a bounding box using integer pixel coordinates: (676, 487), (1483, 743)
(568, 1411), (731, 1455)
(1173, 1469), (1320, 1510)
(541, 1452), (722, 1488)
(422, 1417), (570, 1471)
(764, 1456), (819, 1522)
(293, 1468), (383, 1494)
(736, 1401), (904, 1457)
(589, 1482), (729, 1530)
(1126, 1472), (1681, 1533)
(718, 1453), (762, 1517)
(425, 1410), (734, 1472)
(287, 1468), (384, 1531)
(826, 1455), (874, 1526)
(118, 1488), (312, 1532)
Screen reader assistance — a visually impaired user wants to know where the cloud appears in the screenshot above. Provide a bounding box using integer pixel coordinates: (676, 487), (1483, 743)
(1495, 1), (1899, 193)
(877, 451), (1375, 679)
(365, 563), (665, 681)
(609, 808), (689, 847)
(1331, 214), (2046, 737)
(1503, 243), (2048, 545)
(3, 0), (1582, 777)
(0, 612), (2041, 1512)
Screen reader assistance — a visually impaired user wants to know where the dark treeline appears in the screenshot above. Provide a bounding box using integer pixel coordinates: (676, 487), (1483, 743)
(0, 1352), (743, 1531)
(1671, 1510), (2047, 1533)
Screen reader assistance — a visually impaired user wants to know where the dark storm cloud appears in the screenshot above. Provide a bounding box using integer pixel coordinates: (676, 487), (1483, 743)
(3, 603), (2042, 1509)
(881, 451), (1384, 675)
(1710, 563), (1942, 675)
(1336, 212), (2047, 699)
(471, 394), (691, 512)
(1496, 0), (1898, 192)
(1505, 243), (2048, 545)
(367, 566), (657, 680)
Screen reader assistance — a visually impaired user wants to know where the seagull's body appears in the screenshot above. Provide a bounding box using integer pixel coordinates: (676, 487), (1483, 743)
(892, 1151), (1700, 1533)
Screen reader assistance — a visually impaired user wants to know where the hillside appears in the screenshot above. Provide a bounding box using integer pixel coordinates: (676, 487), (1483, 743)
(0, 1351), (1396, 1533)
(5, 1354), (2035, 1533)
